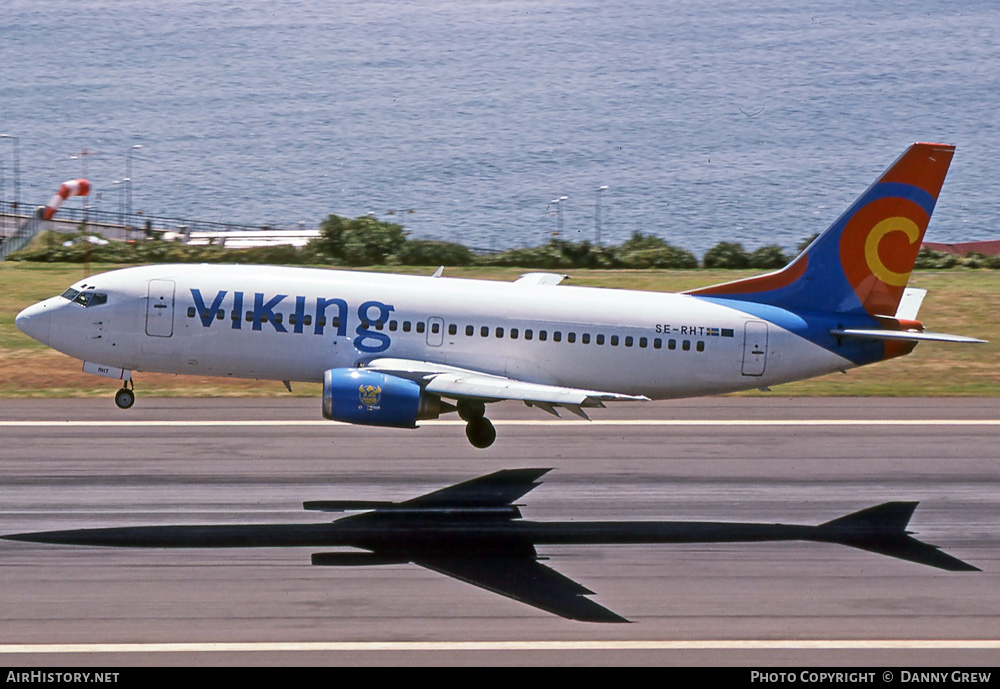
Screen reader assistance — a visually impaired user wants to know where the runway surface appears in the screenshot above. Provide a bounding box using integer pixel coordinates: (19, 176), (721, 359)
(1, 397), (998, 666)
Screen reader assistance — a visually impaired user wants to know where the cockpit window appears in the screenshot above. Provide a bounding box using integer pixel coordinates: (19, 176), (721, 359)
(63, 290), (107, 307)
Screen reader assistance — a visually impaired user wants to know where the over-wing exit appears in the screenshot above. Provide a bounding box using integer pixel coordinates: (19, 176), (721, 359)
(15, 144), (984, 447)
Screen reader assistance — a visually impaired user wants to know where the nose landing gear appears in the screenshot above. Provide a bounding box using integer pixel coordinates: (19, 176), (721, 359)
(114, 379), (135, 409)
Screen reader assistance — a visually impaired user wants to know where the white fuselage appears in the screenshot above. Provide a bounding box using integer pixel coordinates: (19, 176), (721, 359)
(18, 264), (855, 398)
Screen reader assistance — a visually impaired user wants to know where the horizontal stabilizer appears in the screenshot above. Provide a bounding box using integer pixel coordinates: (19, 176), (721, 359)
(831, 328), (986, 344)
(817, 502), (979, 572)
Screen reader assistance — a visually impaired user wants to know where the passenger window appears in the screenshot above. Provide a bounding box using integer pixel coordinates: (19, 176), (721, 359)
(525, 329), (533, 340)
(596, 334), (605, 345)
(654, 338), (662, 349)
(582, 333), (591, 344)
(567, 332), (576, 343)
(625, 336), (633, 347)
(553, 331), (561, 342)
(683, 340), (691, 351)
(639, 337), (647, 348)
(289, 314), (298, 326)
(304, 315), (312, 326)
(389, 320), (398, 331)
(187, 307), (196, 318)
(466, 325), (474, 336)
(375, 320), (385, 330)
(539, 330), (547, 341)
(431, 322), (440, 334)
(273, 313), (283, 324)
(403, 321), (411, 332)
(481, 326), (489, 337)
(495, 327), (504, 338)
(668, 339), (676, 350)
(417, 322), (426, 334)
(511, 328), (519, 339)
(448, 323), (456, 336)
(696, 340), (705, 352)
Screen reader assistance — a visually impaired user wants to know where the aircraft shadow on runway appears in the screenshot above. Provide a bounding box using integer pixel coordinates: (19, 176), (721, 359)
(2, 469), (979, 623)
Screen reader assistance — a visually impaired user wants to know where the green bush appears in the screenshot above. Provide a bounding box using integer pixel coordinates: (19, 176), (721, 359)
(616, 246), (698, 269)
(389, 239), (474, 266)
(747, 245), (789, 269)
(914, 247), (962, 269)
(703, 241), (750, 269)
(308, 214), (406, 265)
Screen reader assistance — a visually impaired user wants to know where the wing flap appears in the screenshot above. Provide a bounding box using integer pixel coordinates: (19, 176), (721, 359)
(364, 357), (649, 407)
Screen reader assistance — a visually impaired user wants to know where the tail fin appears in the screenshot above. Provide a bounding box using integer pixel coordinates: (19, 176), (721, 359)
(816, 502), (979, 572)
(687, 143), (955, 317)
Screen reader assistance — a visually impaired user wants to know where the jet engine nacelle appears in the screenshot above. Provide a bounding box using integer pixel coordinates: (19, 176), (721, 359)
(322, 368), (444, 428)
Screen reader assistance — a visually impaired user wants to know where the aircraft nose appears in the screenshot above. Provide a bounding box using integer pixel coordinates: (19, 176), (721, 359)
(15, 302), (52, 345)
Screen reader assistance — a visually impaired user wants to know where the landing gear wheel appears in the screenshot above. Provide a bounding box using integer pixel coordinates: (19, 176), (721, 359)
(457, 399), (486, 422)
(465, 416), (496, 449)
(114, 387), (135, 410)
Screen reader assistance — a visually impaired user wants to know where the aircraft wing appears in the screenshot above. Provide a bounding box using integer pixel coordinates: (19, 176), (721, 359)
(363, 357), (648, 416)
(414, 555), (629, 623)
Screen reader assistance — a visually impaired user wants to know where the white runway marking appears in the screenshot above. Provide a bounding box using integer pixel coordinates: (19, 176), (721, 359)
(1, 419), (998, 428)
(1, 640), (998, 654)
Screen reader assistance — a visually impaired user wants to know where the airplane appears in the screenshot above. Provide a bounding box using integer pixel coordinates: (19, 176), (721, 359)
(3, 468), (979, 622)
(14, 143), (984, 448)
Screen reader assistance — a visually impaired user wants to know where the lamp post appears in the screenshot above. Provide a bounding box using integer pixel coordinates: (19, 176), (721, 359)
(550, 196), (568, 239)
(112, 180), (124, 229)
(126, 144), (142, 233)
(594, 185), (608, 245)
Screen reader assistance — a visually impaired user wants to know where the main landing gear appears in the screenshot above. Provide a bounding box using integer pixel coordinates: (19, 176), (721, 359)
(114, 379), (135, 410)
(458, 400), (496, 449)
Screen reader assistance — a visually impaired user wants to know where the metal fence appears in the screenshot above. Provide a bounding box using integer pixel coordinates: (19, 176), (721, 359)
(0, 200), (309, 237)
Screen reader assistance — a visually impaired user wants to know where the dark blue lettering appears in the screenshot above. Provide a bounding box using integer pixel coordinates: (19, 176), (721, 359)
(190, 289), (227, 327)
(231, 291), (243, 330)
(354, 301), (394, 353)
(292, 296), (307, 334)
(314, 297), (348, 336)
(252, 293), (288, 332)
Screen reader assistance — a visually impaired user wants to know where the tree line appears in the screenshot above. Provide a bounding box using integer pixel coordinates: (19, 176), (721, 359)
(10, 214), (999, 270)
